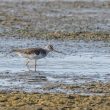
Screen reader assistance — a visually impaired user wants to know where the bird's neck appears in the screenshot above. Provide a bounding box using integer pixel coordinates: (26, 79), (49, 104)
(44, 47), (51, 53)
(45, 49), (51, 53)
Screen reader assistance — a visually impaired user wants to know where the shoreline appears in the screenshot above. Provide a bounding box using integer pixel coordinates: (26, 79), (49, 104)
(1, 32), (110, 41)
(0, 82), (110, 110)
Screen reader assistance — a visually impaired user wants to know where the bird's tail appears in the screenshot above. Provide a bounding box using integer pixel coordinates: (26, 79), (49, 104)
(9, 48), (19, 53)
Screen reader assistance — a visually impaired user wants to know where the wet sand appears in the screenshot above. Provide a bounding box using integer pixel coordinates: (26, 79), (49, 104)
(0, 82), (110, 110)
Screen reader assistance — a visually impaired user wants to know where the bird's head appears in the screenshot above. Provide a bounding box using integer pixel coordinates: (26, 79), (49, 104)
(45, 44), (64, 54)
(45, 44), (54, 51)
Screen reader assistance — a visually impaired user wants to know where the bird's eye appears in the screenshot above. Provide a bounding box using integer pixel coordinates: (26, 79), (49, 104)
(50, 45), (53, 49)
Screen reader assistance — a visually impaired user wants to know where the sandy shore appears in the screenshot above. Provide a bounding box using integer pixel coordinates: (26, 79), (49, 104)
(0, 92), (110, 110)
(0, 82), (110, 110)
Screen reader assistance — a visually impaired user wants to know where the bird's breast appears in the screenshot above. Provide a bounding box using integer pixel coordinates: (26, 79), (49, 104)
(36, 52), (47, 59)
(26, 52), (47, 59)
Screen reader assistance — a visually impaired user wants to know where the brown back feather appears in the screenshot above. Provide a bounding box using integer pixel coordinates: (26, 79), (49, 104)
(14, 48), (46, 55)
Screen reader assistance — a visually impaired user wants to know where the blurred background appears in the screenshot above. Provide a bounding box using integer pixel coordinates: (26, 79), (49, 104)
(0, 0), (110, 38)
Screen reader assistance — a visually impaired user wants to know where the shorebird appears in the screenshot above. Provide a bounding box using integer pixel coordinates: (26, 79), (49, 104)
(13, 45), (63, 72)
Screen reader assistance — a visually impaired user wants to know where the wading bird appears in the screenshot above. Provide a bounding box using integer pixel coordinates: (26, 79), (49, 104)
(13, 45), (63, 72)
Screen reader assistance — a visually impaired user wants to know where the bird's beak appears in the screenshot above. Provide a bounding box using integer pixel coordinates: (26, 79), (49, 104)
(53, 49), (65, 54)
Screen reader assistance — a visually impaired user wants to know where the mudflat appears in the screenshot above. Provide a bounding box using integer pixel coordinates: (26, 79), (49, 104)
(0, 82), (110, 110)
(0, 0), (110, 40)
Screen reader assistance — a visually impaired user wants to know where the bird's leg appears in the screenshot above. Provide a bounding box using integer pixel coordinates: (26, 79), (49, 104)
(25, 60), (31, 71)
(35, 59), (37, 72)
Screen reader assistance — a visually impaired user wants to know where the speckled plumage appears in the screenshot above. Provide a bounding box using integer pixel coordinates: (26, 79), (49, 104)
(14, 48), (48, 59)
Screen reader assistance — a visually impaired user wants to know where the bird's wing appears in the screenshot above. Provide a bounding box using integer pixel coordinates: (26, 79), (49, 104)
(12, 48), (43, 55)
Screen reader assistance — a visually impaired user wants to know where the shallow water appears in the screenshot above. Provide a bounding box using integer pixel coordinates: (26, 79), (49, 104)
(0, 37), (110, 93)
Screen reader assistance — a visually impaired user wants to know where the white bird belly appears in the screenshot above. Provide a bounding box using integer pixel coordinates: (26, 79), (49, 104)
(15, 51), (47, 60)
